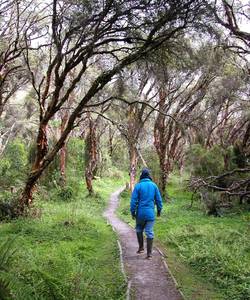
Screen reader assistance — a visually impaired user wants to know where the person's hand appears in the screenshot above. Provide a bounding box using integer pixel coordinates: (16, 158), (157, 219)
(157, 211), (161, 217)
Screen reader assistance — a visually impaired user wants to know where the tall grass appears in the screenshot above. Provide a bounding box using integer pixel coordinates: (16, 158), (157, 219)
(0, 176), (127, 300)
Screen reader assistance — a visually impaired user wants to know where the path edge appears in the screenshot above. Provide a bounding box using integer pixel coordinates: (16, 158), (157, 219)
(155, 246), (186, 300)
(104, 187), (131, 300)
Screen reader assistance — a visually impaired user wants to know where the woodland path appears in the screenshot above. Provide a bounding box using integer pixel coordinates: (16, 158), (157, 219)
(104, 188), (183, 300)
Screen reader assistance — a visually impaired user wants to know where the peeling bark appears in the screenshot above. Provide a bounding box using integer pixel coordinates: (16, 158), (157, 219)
(19, 122), (48, 211)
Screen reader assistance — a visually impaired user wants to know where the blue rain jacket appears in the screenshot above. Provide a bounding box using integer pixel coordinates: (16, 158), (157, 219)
(130, 178), (163, 221)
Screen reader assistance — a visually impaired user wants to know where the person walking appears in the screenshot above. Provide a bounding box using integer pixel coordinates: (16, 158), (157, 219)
(130, 168), (163, 259)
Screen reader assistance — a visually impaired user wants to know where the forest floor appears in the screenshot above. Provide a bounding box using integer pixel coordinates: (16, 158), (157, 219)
(104, 188), (183, 300)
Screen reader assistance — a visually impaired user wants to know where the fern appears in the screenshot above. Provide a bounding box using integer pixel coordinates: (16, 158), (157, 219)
(0, 273), (11, 300)
(0, 238), (16, 300)
(35, 269), (66, 300)
(0, 238), (34, 300)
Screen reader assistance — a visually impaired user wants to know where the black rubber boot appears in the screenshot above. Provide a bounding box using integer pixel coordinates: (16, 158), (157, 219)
(136, 232), (144, 253)
(146, 238), (153, 259)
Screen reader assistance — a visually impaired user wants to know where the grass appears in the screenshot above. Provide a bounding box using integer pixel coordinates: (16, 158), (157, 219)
(118, 175), (250, 300)
(0, 176), (127, 300)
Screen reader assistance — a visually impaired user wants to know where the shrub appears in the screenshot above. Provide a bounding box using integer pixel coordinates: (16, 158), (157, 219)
(186, 144), (226, 177)
(57, 186), (74, 201)
(110, 138), (128, 170)
(141, 147), (161, 184)
(0, 192), (19, 221)
(0, 139), (28, 187)
(66, 138), (85, 177)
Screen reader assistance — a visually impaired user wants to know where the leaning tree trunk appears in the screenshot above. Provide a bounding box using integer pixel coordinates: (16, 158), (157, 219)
(19, 122), (48, 212)
(84, 116), (98, 195)
(129, 145), (138, 191)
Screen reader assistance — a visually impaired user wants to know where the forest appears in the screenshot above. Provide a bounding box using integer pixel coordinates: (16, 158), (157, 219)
(0, 0), (249, 299)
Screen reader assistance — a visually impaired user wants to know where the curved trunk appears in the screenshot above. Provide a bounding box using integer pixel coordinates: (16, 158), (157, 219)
(19, 122), (48, 212)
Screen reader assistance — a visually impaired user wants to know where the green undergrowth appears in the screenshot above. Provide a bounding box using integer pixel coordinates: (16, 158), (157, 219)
(0, 176), (126, 300)
(118, 175), (250, 300)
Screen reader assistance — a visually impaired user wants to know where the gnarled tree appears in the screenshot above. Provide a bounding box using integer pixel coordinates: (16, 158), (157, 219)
(18, 0), (208, 211)
(0, 0), (36, 118)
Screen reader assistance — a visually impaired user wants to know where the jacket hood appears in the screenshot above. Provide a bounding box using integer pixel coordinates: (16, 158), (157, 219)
(140, 168), (152, 181)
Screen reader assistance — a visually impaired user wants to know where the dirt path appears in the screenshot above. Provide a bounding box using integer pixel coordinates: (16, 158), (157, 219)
(104, 188), (183, 300)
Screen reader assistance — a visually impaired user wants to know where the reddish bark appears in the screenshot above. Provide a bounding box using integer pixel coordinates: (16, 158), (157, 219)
(34, 123), (49, 169)
(19, 122), (48, 211)
(154, 72), (215, 198)
(17, 0), (201, 212)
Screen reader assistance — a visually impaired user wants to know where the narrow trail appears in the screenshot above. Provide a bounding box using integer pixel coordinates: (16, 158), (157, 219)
(104, 188), (183, 300)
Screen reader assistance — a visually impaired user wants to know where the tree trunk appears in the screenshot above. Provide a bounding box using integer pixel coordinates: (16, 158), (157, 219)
(242, 121), (250, 149)
(59, 89), (75, 184)
(19, 122), (48, 212)
(59, 114), (68, 185)
(0, 88), (4, 118)
(85, 169), (94, 194)
(154, 88), (168, 198)
(59, 144), (66, 185)
(129, 145), (138, 191)
(18, 172), (40, 212)
(159, 165), (167, 199)
(33, 123), (48, 170)
(0, 104), (3, 118)
(84, 116), (98, 195)
(158, 154), (170, 200)
(108, 126), (114, 157)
